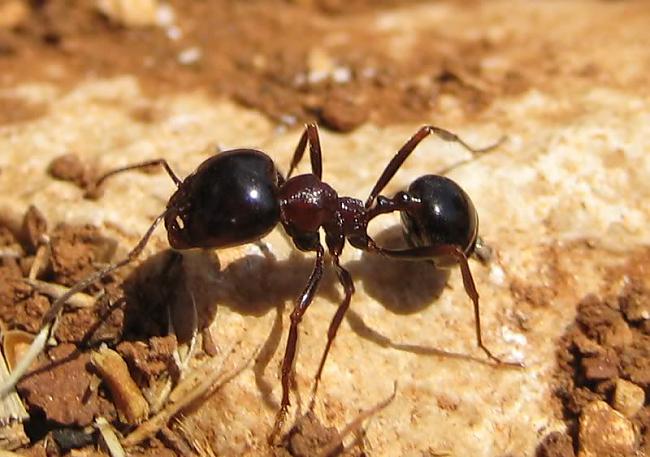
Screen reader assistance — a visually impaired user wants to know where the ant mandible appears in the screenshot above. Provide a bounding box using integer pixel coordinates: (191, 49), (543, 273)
(0, 123), (521, 437)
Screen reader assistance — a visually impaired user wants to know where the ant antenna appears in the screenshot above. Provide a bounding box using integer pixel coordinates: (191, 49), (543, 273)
(0, 211), (167, 398)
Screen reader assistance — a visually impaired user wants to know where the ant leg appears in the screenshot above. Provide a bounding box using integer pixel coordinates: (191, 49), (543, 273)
(271, 243), (325, 441)
(365, 125), (505, 208)
(368, 242), (523, 368)
(90, 159), (182, 195)
(0, 211), (167, 399)
(309, 254), (354, 410)
(286, 123), (323, 180)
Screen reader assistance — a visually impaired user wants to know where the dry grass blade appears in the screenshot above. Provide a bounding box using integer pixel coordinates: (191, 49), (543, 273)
(23, 278), (95, 308)
(27, 244), (50, 280)
(0, 343), (28, 450)
(96, 417), (126, 457)
(176, 419), (218, 457)
(122, 341), (253, 447)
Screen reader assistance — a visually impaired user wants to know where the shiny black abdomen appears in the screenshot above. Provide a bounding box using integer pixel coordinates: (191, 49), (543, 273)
(401, 175), (478, 255)
(165, 149), (281, 249)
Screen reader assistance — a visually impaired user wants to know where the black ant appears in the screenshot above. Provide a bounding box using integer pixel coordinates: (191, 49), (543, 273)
(0, 123), (521, 439)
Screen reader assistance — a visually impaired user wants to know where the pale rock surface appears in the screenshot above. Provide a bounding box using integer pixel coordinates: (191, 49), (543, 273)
(1, 2), (650, 456)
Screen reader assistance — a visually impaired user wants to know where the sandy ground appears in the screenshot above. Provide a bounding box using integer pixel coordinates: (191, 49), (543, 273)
(0, 1), (649, 456)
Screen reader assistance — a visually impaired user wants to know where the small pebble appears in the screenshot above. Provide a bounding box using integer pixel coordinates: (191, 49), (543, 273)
(578, 400), (638, 457)
(178, 46), (202, 66)
(96, 0), (160, 27)
(612, 378), (645, 418)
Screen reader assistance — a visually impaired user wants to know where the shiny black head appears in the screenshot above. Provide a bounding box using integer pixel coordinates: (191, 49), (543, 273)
(401, 175), (478, 256)
(165, 149), (282, 249)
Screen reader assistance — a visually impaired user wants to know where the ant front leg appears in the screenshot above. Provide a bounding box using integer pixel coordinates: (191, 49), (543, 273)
(286, 123), (323, 180)
(368, 243), (522, 368)
(87, 159), (182, 197)
(365, 125), (504, 208)
(0, 211), (167, 398)
(271, 243), (325, 441)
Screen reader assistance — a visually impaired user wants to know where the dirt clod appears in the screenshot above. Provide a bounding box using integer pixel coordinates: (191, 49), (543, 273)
(318, 90), (369, 132)
(581, 352), (618, 381)
(281, 412), (343, 457)
(48, 154), (95, 192)
(17, 344), (115, 426)
(21, 205), (48, 253)
(116, 335), (177, 384)
(50, 224), (116, 287)
(620, 279), (650, 322)
(551, 252), (650, 456)
(536, 431), (575, 457)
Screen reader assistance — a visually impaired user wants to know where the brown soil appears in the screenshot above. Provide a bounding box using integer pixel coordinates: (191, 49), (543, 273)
(0, 207), (182, 454)
(0, 0), (528, 131)
(1, 206), (367, 455)
(541, 250), (650, 457)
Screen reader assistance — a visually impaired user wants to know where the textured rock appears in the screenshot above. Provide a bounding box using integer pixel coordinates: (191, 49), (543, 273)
(612, 379), (645, 418)
(578, 400), (638, 457)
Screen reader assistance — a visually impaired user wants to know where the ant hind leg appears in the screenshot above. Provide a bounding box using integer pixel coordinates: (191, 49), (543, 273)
(368, 242), (523, 368)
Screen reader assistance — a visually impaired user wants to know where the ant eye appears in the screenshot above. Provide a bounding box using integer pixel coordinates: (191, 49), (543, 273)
(175, 215), (185, 230)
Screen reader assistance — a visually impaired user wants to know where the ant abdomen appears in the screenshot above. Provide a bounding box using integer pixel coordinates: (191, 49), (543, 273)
(165, 149), (282, 250)
(400, 175), (479, 263)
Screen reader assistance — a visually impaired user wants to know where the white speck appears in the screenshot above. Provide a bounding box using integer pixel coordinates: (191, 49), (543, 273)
(156, 4), (175, 27)
(166, 25), (182, 41)
(178, 47), (202, 65)
(308, 70), (329, 85)
(508, 349), (526, 365)
(489, 264), (505, 286)
(501, 326), (527, 346)
(280, 114), (297, 126)
(332, 66), (351, 84)
(245, 244), (264, 256)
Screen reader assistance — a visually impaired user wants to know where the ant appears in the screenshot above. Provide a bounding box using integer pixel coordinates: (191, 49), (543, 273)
(0, 123), (521, 439)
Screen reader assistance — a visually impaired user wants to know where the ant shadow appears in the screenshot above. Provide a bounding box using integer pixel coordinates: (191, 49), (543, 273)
(115, 224), (493, 411)
(344, 226), (492, 366)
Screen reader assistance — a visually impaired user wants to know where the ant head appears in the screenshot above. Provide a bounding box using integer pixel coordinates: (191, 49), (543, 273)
(401, 175), (478, 259)
(165, 149), (282, 250)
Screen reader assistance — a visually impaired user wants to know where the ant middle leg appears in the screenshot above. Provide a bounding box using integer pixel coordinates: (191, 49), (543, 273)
(368, 242), (523, 368)
(309, 253), (354, 410)
(286, 123), (323, 180)
(271, 243), (326, 441)
(365, 125), (505, 208)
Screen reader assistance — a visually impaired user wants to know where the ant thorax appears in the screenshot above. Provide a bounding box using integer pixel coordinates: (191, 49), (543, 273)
(278, 174), (339, 235)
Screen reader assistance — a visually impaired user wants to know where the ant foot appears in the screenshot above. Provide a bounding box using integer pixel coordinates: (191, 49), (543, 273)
(268, 407), (288, 445)
(481, 345), (525, 369)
